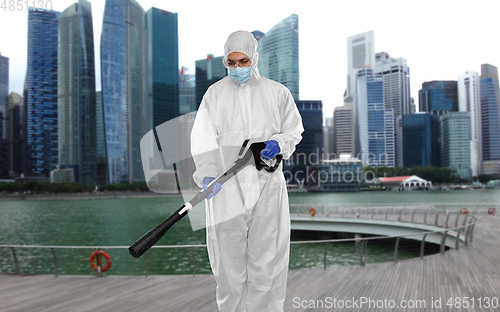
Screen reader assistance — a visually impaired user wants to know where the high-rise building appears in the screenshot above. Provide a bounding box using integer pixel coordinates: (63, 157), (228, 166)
(8, 92), (24, 177)
(284, 100), (323, 186)
(373, 52), (411, 167)
(0, 53), (9, 178)
(354, 69), (394, 167)
(458, 70), (481, 177)
(345, 30), (375, 102)
(101, 0), (148, 184)
(401, 113), (432, 168)
(25, 9), (60, 178)
(179, 67), (196, 115)
(57, 0), (97, 184)
(333, 102), (353, 156)
(410, 97), (416, 114)
(480, 64), (500, 175)
(323, 116), (334, 159)
(146, 7), (179, 127)
(95, 91), (108, 186)
(195, 54), (226, 108)
(256, 14), (299, 100)
(440, 112), (472, 180)
(374, 52), (411, 117)
(418, 81), (458, 115)
(251, 30), (265, 42)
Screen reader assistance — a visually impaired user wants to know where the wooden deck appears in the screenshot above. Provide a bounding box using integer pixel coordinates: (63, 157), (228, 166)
(1, 214), (499, 312)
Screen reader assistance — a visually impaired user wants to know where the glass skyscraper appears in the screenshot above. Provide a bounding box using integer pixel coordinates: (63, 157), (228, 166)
(480, 64), (500, 163)
(146, 7), (179, 127)
(256, 14), (299, 100)
(458, 70), (481, 176)
(95, 91), (107, 186)
(101, 0), (148, 184)
(58, 0), (96, 185)
(401, 113), (432, 168)
(0, 53), (9, 178)
(440, 112), (472, 180)
(179, 70), (196, 115)
(355, 69), (395, 167)
(373, 52), (411, 167)
(284, 100), (323, 186)
(346, 30), (375, 103)
(418, 81), (458, 115)
(8, 92), (24, 177)
(195, 55), (226, 108)
(25, 9), (60, 178)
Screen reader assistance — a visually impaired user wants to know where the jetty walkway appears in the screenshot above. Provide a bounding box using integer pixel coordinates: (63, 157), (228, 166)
(1, 213), (499, 311)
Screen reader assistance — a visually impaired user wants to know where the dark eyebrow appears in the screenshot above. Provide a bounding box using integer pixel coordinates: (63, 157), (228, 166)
(227, 57), (250, 62)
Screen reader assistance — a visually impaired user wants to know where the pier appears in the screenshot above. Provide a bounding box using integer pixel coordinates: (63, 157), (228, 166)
(1, 213), (499, 311)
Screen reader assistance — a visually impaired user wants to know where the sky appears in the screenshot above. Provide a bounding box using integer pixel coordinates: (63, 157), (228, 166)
(0, 0), (498, 118)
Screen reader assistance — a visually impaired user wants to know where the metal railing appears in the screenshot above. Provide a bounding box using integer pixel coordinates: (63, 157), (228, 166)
(0, 206), (481, 277)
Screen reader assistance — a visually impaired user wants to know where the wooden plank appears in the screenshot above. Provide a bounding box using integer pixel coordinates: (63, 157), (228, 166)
(1, 215), (499, 311)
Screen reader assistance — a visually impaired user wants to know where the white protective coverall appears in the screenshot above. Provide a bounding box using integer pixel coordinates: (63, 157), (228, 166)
(190, 30), (304, 312)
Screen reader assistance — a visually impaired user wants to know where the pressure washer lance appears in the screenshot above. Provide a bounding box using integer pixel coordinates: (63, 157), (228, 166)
(128, 139), (283, 258)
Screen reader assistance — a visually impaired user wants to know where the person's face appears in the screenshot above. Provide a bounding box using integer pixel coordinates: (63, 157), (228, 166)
(227, 52), (251, 68)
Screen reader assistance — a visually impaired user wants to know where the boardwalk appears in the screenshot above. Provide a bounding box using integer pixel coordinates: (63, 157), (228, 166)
(1, 214), (499, 312)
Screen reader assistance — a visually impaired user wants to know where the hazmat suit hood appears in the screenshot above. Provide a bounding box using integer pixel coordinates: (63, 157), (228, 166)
(222, 30), (261, 80)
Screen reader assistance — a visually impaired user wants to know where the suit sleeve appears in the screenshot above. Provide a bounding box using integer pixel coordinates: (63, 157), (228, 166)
(270, 88), (304, 160)
(190, 88), (219, 187)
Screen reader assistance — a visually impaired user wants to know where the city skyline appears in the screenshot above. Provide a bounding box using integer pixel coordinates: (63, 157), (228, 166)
(1, 0), (499, 118)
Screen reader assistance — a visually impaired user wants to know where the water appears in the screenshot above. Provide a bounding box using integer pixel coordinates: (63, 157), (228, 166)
(0, 189), (498, 276)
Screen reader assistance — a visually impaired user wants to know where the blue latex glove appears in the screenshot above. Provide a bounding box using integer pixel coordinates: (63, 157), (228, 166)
(203, 177), (221, 200)
(261, 140), (280, 160)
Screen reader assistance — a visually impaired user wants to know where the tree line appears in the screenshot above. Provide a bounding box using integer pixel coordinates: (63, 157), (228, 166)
(0, 181), (150, 194)
(362, 166), (499, 184)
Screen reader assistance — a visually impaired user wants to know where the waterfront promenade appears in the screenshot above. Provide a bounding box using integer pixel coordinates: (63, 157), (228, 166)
(1, 213), (499, 311)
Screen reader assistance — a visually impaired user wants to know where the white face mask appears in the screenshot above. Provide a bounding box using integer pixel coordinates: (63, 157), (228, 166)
(229, 65), (253, 84)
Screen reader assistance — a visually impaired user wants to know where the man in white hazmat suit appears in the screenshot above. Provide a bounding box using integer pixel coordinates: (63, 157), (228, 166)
(190, 30), (304, 312)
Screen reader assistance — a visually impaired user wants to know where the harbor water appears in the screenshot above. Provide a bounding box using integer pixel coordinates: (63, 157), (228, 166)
(0, 189), (498, 275)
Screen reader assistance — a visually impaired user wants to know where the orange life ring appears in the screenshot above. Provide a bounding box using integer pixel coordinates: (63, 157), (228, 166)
(488, 207), (497, 215)
(309, 207), (316, 217)
(89, 251), (112, 272)
(460, 208), (468, 214)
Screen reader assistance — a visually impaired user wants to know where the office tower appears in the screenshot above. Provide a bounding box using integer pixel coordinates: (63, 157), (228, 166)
(345, 30), (375, 102)
(374, 52), (411, 117)
(480, 64), (500, 175)
(315, 156), (363, 192)
(285, 100), (323, 185)
(95, 91), (108, 185)
(146, 7), (179, 128)
(25, 9), (60, 178)
(333, 102), (353, 156)
(410, 97), (416, 114)
(0, 53), (8, 178)
(101, 0), (148, 184)
(458, 70), (481, 177)
(57, 0), (97, 184)
(8, 92), (24, 177)
(401, 113), (432, 168)
(251, 30), (265, 42)
(354, 69), (394, 167)
(440, 112), (472, 180)
(179, 67), (196, 115)
(195, 54), (226, 108)
(418, 81), (458, 115)
(373, 52), (411, 167)
(256, 14), (299, 100)
(323, 116), (334, 159)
